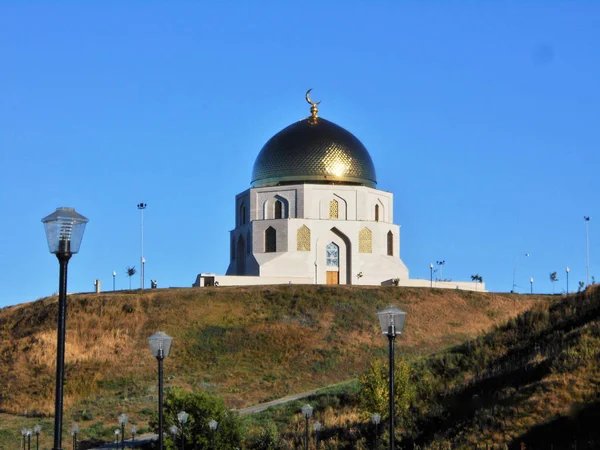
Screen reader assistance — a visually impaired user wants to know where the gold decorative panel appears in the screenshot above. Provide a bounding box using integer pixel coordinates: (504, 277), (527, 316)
(297, 225), (311, 251)
(387, 231), (394, 256)
(329, 199), (338, 219)
(359, 228), (372, 253)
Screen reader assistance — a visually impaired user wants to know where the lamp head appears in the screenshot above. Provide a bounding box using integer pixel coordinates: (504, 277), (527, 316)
(148, 331), (173, 358)
(71, 424), (79, 435)
(313, 421), (322, 432)
(169, 425), (178, 436)
(301, 404), (313, 418)
(209, 419), (218, 431)
(177, 411), (189, 424)
(33, 425), (41, 435)
(377, 305), (407, 336)
(118, 413), (128, 426)
(42, 207), (88, 255)
(371, 413), (381, 424)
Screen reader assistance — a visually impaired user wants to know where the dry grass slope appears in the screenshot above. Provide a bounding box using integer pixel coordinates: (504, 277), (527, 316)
(0, 285), (549, 447)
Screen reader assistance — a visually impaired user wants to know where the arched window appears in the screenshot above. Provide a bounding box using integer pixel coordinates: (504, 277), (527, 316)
(375, 204), (380, 222)
(297, 225), (311, 251)
(387, 231), (394, 256)
(329, 199), (338, 219)
(237, 235), (246, 273)
(241, 204), (247, 225)
(231, 237), (236, 260)
(274, 200), (283, 219)
(359, 228), (372, 253)
(265, 227), (276, 253)
(326, 242), (339, 267)
(246, 230), (252, 254)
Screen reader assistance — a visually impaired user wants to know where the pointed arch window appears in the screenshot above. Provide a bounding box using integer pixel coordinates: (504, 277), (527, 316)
(274, 200), (283, 219)
(387, 231), (394, 256)
(297, 225), (311, 251)
(326, 242), (339, 267)
(329, 199), (338, 219)
(239, 204), (247, 226)
(375, 204), (380, 222)
(265, 227), (276, 253)
(359, 228), (372, 253)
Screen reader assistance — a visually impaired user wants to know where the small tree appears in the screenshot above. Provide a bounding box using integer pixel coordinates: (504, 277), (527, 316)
(549, 272), (558, 294)
(578, 281), (585, 292)
(150, 387), (244, 449)
(126, 266), (136, 290)
(471, 274), (483, 291)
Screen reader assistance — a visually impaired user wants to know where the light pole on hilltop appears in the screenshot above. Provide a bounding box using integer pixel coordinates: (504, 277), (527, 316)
(530, 277), (534, 294)
(71, 424), (79, 450)
(118, 413), (128, 450)
(566, 267), (570, 295)
(313, 421), (322, 449)
(585, 216), (590, 286)
(209, 420), (218, 450)
(113, 271), (116, 291)
(429, 263), (433, 288)
(34, 425), (41, 450)
(148, 331), (173, 450)
(371, 413), (381, 450)
(177, 411), (189, 450)
(301, 404), (313, 450)
(436, 260), (445, 282)
(42, 207), (88, 450)
(137, 203), (147, 290)
(512, 253), (530, 293)
(377, 306), (408, 450)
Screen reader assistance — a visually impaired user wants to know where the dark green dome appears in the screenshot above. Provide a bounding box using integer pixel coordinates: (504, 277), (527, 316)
(251, 117), (377, 188)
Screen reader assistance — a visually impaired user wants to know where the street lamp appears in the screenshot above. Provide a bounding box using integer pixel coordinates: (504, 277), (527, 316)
(113, 271), (116, 291)
(21, 428), (27, 449)
(114, 429), (120, 444)
(177, 411), (189, 450)
(34, 425), (41, 450)
(512, 253), (530, 293)
(137, 202), (147, 290)
(148, 331), (173, 450)
(566, 266), (570, 295)
(118, 413), (128, 449)
(377, 305), (407, 450)
(313, 421), (322, 449)
(371, 413), (381, 450)
(530, 277), (534, 294)
(429, 263), (433, 288)
(71, 424), (79, 450)
(169, 425), (178, 444)
(26, 429), (32, 450)
(436, 260), (445, 281)
(42, 207), (88, 450)
(209, 419), (218, 450)
(301, 404), (313, 450)
(585, 216), (590, 286)
(131, 426), (137, 447)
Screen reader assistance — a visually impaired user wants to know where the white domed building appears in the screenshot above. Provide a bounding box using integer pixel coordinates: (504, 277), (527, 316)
(194, 92), (484, 291)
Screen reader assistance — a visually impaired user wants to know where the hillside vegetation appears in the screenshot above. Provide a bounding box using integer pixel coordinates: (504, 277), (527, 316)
(0, 285), (548, 446)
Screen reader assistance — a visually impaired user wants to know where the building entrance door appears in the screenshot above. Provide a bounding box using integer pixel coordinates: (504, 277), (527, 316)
(326, 271), (339, 285)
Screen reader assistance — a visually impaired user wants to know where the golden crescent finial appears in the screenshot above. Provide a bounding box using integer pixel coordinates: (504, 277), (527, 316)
(305, 88), (321, 123)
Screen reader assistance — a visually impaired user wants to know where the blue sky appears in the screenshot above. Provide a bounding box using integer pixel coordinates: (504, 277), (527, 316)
(1, 2), (599, 306)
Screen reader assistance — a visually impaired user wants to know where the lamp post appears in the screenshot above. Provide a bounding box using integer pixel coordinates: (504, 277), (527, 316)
(113, 271), (116, 291)
(177, 411), (189, 450)
(42, 207), (88, 450)
(371, 413), (381, 450)
(512, 253), (530, 293)
(530, 277), (534, 294)
(585, 216), (590, 286)
(377, 306), (407, 450)
(301, 404), (313, 450)
(137, 202), (147, 290)
(118, 414), (128, 450)
(566, 267), (570, 295)
(148, 331), (173, 450)
(313, 421), (322, 449)
(21, 428), (27, 449)
(209, 419), (218, 450)
(429, 263), (433, 288)
(131, 426), (137, 447)
(34, 425), (41, 450)
(114, 429), (120, 444)
(27, 429), (32, 450)
(71, 424), (79, 450)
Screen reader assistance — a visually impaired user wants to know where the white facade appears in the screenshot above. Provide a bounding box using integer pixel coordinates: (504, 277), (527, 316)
(225, 183), (410, 285)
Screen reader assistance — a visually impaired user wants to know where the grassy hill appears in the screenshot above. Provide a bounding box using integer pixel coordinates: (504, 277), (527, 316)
(0, 285), (549, 447)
